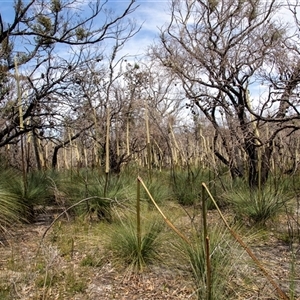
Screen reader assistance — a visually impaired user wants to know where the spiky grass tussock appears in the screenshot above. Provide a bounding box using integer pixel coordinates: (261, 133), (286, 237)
(59, 171), (135, 221)
(170, 169), (203, 206)
(175, 224), (239, 300)
(6, 171), (54, 222)
(225, 185), (291, 226)
(0, 169), (33, 227)
(141, 177), (172, 208)
(0, 187), (24, 234)
(107, 215), (164, 272)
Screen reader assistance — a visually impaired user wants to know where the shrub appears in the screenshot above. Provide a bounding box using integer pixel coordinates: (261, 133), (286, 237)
(61, 172), (131, 221)
(0, 185), (24, 234)
(141, 177), (171, 208)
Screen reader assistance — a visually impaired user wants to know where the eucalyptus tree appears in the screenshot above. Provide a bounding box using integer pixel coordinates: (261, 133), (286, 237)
(151, 0), (300, 188)
(0, 0), (139, 168)
(62, 46), (138, 172)
(116, 60), (186, 170)
(140, 62), (185, 168)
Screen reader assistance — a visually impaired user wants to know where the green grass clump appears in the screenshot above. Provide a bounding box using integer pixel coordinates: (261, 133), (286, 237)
(65, 270), (87, 293)
(170, 169), (203, 206)
(178, 225), (237, 300)
(0, 186), (24, 233)
(35, 272), (59, 288)
(107, 215), (164, 272)
(0, 283), (11, 299)
(141, 177), (171, 208)
(60, 171), (133, 221)
(225, 185), (290, 226)
(0, 170), (55, 222)
(80, 253), (104, 267)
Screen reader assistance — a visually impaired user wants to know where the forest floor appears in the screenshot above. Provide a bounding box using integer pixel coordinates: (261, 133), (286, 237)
(0, 206), (299, 300)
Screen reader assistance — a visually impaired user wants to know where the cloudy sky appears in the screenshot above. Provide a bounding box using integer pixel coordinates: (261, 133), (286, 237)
(1, 0), (171, 59)
(92, 0), (171, 60)
(118, 0), (170, 56)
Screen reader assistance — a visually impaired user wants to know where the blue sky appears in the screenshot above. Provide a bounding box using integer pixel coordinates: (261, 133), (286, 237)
(0, 0), (171, 59)
(124, 0), (170, 56)
(102, 0), (171, 58)
(2, 0), (298, 120)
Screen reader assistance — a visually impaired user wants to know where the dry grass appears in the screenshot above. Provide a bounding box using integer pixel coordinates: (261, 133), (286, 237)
(0, 203), (299, 300)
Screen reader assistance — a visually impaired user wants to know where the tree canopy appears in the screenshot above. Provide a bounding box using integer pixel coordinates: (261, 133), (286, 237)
(150, 0), (300, 187)
(1, 0), (300, 188)
(0, 0), (138, 148)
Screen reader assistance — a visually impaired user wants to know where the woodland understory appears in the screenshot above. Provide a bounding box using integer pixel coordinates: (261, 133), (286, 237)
(1, 0), (300, 299)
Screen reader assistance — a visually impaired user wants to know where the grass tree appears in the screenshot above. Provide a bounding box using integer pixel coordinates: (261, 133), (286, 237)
(0, 183), (24, 236)
(225, 181), (291, 226)
(107, 214), (164, 272)
(180, 225), (237, 300)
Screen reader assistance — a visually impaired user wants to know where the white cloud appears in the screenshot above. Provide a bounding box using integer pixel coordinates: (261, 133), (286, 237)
(108, 0), (171, 57)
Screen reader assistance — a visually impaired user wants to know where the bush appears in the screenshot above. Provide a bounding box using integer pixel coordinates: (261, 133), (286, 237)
(141, 177), (171, 208)
(0, 169), (55, 223)
(61, 171), (132, 221)
(8, 171), (54, 221)
(0, 185), (24, 234)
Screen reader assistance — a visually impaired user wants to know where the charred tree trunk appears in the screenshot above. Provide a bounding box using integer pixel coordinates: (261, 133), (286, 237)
(260, 143), (274, 185)
(33, 129), (42, 171)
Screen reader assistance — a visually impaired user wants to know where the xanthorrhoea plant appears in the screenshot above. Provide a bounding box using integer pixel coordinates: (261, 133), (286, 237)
(107, 214), (164, 272)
